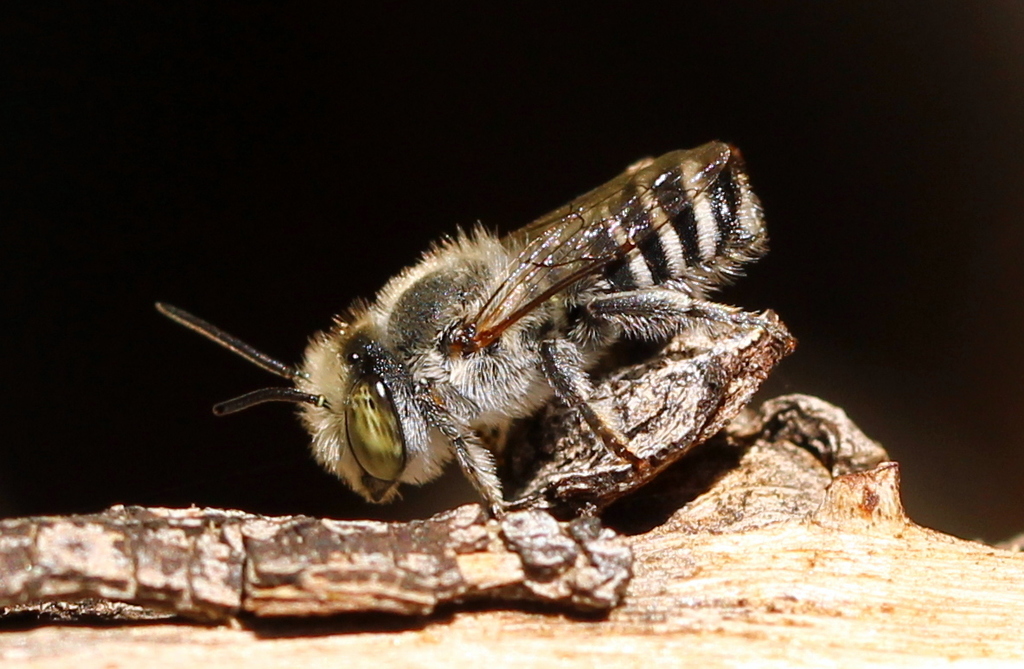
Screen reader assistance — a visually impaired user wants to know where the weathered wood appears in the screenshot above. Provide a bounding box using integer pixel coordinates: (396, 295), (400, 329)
(505, 309), (796, 513)
(4, 315), (1024, 665)
(0, 313), (795, 625)
(0, 504), (631, 620)
(4, 404), (1024, 665)
(3, 396), (1024, 665)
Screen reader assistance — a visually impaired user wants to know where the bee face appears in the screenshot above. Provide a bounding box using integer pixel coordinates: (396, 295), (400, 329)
(298, 321), (441, 503)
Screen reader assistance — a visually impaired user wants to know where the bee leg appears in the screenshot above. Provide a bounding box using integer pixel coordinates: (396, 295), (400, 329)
(540, 339), (643, 467)
(586, 290), (768, 340)
(453, 432), (507, 517)
(418, 396), (506, 516)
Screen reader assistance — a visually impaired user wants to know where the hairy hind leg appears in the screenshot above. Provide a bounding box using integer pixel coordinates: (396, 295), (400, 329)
(585, 289), (777, 341)
(539, 338), (642, 466)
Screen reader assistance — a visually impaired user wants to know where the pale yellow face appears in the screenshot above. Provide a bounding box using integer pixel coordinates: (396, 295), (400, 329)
(345, 375), (405, 481)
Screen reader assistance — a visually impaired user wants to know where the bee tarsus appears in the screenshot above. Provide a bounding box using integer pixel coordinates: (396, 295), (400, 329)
(539, 338), (640, 466)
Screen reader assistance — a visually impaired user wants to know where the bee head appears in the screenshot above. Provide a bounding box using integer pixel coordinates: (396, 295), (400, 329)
(298, 320), (435, 504)
(156, 302), (436, 505)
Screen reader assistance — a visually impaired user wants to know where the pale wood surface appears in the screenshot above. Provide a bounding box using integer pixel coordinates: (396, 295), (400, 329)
(4, 444), (1024, 666)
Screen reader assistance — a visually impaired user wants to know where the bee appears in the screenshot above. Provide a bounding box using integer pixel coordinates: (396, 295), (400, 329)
(157, 141), (767, 515)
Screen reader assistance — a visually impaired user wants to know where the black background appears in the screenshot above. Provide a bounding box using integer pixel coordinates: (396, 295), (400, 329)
(6, 4), (1024, 540)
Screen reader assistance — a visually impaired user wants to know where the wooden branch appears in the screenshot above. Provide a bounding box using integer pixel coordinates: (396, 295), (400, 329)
(5, 314), (1024, 664)
(505, 309), (796, 513)
(0, 505), (631, 621)
(0, 310), (793, 623)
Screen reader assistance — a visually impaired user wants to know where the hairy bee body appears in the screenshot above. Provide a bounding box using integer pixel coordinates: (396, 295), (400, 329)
(297, 232), (553, 499)
(159, 142), (766, 513)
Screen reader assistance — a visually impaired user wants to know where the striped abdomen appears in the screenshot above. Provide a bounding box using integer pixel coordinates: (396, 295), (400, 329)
(600, 143), (766, 292)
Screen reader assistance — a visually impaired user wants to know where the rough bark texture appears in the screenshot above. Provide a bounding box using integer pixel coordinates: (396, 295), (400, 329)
(504, 309), (796, 513)
(5, 315), (1024, 666)
(0, 505), (631, 621)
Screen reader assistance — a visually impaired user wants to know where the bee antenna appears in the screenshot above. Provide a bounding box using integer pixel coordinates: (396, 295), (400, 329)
(155, 302), (309, 381)
(213, 388), (328, 416)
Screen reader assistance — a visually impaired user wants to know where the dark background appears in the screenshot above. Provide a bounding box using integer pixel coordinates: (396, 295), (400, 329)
(6, 4), (1024, 541)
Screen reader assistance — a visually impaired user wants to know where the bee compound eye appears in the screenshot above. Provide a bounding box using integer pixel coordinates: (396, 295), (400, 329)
(345, 375), (406, 482)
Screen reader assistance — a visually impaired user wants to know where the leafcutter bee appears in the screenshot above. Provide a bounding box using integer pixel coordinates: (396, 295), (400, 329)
(158, 141), (767, 514)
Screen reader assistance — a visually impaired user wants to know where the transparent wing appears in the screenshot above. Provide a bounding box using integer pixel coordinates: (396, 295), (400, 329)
(463, 142), (736, 350)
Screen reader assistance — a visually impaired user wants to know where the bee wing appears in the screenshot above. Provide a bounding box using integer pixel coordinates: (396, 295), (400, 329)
(466, 142), (738, 349)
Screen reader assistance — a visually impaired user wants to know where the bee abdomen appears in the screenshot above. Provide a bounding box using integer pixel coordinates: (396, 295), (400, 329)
(603, 145), (766, 291)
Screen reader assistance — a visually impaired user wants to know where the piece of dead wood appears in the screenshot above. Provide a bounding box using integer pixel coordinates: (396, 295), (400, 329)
(0, 311), (792, 623)
(5, 396), (1024, 665)
(4, 399), (1024, 665)
(0, 504), (630, 621)
(504, 310), (796, 513)
(5, 315), (1024, 665)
